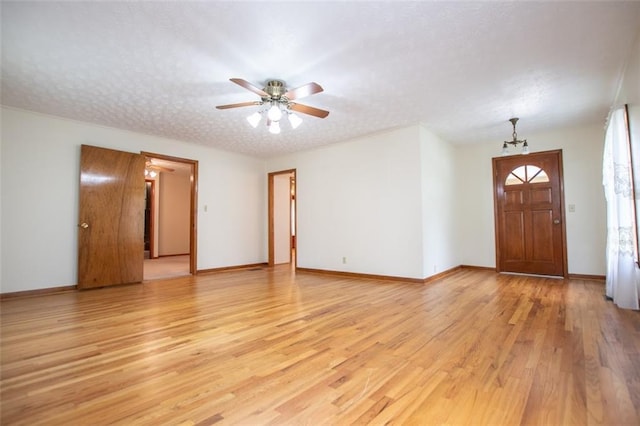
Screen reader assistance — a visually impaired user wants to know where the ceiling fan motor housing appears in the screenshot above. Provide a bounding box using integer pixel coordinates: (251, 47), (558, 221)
(264, 80), (286, 100)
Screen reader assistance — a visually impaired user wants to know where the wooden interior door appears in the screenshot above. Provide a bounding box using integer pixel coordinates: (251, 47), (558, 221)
(268, 169), (296, 267)
(77, 145), (145, 289)
(493, 150), (567, 277)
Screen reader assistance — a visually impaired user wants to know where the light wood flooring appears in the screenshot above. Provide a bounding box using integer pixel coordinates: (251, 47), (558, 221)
(1, 267), (639, 425)
(144, 255), (190, 280)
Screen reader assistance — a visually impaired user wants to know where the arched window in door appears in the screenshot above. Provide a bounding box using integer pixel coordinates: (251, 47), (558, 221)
(505, 164), (550, 186)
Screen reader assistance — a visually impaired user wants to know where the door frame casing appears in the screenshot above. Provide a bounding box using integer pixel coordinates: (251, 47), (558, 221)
(142, 151), (198, 275)
(268, 169), (297, 267)
(492, 149), (568, 278)
(145, 179), (156, 259)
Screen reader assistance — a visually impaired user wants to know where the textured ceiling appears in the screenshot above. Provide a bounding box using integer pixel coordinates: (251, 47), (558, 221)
(2, 1), (639, 158)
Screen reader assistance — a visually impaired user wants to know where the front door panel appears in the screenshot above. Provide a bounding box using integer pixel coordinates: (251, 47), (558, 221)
(493, 150), (566, 277)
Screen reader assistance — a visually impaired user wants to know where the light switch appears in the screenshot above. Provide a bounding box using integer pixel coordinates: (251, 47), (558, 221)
(568, 204), (575, 212)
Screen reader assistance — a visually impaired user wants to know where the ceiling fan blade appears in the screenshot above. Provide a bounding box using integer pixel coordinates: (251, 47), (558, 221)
(230, 78), (268, 97)
(289, 103), (330, 118)
(216, 101), (261, 110)
(284, 82), (324, 100)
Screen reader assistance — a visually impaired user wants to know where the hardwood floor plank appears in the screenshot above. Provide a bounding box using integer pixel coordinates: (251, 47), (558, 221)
(1, 268), (639, 424)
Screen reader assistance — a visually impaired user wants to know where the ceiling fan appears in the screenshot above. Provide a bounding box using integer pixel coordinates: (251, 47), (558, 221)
(216, 78), (330, 120)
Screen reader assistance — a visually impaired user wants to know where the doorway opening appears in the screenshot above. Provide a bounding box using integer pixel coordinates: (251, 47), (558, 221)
(141, 152), (198, 280)
(269, 169), (297, 267)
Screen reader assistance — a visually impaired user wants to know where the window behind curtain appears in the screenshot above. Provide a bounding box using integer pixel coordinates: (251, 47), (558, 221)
(625, 104), (640, 264)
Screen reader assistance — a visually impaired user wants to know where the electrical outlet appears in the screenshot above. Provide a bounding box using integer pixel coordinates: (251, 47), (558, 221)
(342, 257), (347, 264)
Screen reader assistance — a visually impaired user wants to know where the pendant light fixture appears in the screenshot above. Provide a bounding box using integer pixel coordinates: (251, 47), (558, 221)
(501, 117), (529, 155)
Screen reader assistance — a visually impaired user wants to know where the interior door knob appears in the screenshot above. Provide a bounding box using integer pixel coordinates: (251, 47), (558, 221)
(79, 222), (89, 229)
(553, 219), (561, 224)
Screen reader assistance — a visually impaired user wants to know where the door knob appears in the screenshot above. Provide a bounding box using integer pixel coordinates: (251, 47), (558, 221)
(79, 222), (89, 229)
(553, 219), (561, 224)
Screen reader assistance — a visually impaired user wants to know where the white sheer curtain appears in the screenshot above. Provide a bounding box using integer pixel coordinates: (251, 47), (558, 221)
(603, 107), (639, 310)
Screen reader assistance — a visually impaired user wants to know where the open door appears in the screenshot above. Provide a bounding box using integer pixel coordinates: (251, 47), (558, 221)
(77, 145), (145, 289)
(269, 169), (296, 266)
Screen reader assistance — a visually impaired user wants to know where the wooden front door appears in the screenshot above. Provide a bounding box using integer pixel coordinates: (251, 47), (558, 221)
(77, 145), (146, 289)
(493, 150), (567, 277)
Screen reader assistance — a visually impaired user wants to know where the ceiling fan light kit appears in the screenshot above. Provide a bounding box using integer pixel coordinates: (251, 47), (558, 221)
(288, 112), (303, 129)
(268, 120), (281, 135)
(217, 78), (329, 134)
(501, 117), (530, 156)
(267, 103), (283, 122)
(246, 111), (262, 128)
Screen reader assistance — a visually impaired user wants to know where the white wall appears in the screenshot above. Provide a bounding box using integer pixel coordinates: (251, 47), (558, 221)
(615, 28), (640, 110)
(0, 106), (612, 292)
(267, 126), (426, 279)
(0, 118), (3, 289)
(420, 125), (458, 276)
(0, 107), (266, 293)
(455, 124), (607, 275)
(266, 121), (608, 279)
